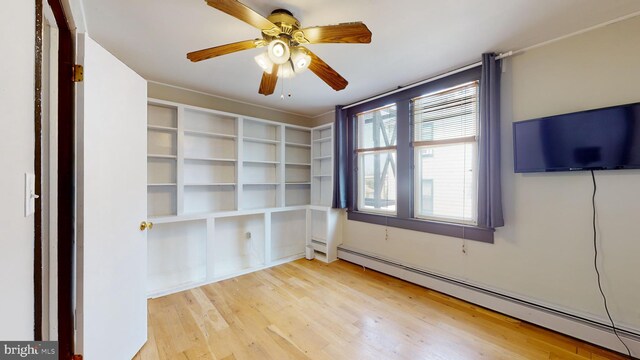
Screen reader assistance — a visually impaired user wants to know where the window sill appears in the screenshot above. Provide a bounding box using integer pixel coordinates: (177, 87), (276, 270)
(347, 211), (494, 243)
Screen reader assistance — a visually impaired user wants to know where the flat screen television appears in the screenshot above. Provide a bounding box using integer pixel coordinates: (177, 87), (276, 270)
(513, 102), (640, 173)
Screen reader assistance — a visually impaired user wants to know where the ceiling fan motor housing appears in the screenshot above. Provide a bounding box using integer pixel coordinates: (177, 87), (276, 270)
(265, 9), (302, 43)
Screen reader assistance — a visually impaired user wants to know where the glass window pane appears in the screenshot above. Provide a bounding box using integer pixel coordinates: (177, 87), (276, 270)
(357, 105), (397, 149)
(358, 151), (397, 213)
(416, 143), (475, 222)
(421, 179), (434, 214)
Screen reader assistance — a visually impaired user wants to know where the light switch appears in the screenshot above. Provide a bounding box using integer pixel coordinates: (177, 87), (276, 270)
(25, 173), (38, 217)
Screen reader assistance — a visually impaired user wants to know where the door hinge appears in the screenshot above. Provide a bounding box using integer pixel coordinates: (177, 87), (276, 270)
(72, 64), (84, 82)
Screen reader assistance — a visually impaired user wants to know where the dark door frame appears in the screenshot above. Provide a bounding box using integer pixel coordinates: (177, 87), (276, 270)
(34, 0), (43, 341)
(42, 0), (75, 359)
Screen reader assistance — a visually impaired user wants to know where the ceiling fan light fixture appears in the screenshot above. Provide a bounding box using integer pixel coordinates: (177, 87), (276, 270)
(254, 53), (274, 74)
(280, 61), (295, 79)
(291, 48), (311, 73)
(267, 39), (290, 65)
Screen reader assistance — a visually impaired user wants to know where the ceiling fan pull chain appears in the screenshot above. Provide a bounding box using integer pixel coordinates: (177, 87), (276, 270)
(280, 66), (285, 99)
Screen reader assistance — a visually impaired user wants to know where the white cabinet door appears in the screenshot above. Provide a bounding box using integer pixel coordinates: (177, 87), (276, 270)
(75, 33), (148, 360)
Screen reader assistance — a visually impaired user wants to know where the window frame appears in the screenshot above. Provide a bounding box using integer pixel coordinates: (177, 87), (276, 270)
(346, 67), (494, 243)
(412, 81), (480, 224)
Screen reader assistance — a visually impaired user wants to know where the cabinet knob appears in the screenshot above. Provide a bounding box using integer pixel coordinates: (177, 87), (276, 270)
(140, 221), (154, 231)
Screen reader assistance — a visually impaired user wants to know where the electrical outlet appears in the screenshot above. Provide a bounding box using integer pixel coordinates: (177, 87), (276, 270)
(246, 231), (251, 239)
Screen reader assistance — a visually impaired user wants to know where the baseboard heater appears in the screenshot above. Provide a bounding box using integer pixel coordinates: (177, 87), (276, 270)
(337, 245), (640, 357)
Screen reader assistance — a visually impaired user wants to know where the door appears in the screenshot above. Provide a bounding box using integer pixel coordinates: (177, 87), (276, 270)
(75, 33), (148, 360)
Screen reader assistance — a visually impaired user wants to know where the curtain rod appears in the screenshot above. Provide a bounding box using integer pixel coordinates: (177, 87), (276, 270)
(342, 9), (640, 111)
(342, 51), (512, 110)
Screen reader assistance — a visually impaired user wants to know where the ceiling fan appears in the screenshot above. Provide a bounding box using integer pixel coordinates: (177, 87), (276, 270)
(187, 0), (372, 96)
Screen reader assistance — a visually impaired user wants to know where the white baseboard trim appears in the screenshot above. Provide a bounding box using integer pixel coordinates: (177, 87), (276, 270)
(338, 246), (639, 357)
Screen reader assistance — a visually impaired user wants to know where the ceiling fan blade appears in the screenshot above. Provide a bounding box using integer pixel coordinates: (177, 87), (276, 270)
(300, 22), (372, 44)
(187, 39), (258, 62)
(206, 0), (280, 35)
(304, 48), (348, 91)
(258, 64), (280, 95)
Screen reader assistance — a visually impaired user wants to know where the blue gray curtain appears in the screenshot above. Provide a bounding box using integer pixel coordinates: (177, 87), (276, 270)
(477, 53), (504, 228)
(332, 105), (348, 208)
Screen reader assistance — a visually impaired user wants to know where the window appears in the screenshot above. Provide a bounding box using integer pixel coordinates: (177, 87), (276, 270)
(413, 81), (479, 224)
(346, 67), (493, 243)
(356, 105), (397, 214)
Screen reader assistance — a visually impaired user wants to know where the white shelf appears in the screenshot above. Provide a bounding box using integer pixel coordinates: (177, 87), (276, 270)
(148, 183), (177, 186)
(313, 155), (332, 160)
(184, 157), (236, 162)
(243, 136), (279, 144)
(185, 183), (236, 186)
(148, 205), (310, 223)
(148, 125), (177, 132)
(244, 183), (280, 186)
(311, 241), (327, 253)
(184, 129), (236, 139)
(313, 137), (332, 143)
(286, 182), (311, 185)
(313, 252), (328, 262)
(148, 103), (177, 128)
(148, 154), (177, 159)
(313, 174), (332, 177)
(243, 160), (279, 164)
(286, 162), (311, 166)
(285, 142), (311, 148)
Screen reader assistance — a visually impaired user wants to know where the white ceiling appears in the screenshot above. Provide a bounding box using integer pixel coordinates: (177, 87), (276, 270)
(82, 0), (640, 118)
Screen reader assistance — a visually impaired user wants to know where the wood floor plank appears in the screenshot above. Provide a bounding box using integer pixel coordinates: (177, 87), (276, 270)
(139, 259), (626, 359)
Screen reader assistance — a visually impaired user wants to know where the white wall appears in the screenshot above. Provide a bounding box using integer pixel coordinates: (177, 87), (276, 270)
(148, 82), (313, 127)
(312, 110), (334, 127)
(343, 15), (640, 331)
(0, 0), (35, 339)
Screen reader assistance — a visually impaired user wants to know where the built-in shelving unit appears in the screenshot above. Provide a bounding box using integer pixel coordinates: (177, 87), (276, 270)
(308, 123), (342, 263)
(311, 124), (334, 207)
(284, 127), (311, 207)
(146, 100), (344, 295)
(147, 104), (178, 217)
(146, 98), (317, 297)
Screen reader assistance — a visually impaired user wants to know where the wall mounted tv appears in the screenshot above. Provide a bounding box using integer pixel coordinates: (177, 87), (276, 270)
(513, 102), (640, 173)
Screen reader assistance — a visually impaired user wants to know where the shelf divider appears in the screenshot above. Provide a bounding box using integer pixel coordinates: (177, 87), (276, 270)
(177, 105), (185, 215)
(279, 125), (286, 207)
(236, 118), (243, 210)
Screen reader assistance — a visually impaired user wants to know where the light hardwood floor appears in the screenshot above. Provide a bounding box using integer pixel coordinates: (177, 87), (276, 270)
(134, 259), (626, 360)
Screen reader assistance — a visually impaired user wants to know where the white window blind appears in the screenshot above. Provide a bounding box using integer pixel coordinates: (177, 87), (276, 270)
(413, 81), (478, 144)
(413, 81), (479, 223)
